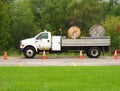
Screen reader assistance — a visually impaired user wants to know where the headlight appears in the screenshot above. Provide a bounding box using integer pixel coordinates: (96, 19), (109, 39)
(21, 44), (25, 48)
(20, 42), (25, 48)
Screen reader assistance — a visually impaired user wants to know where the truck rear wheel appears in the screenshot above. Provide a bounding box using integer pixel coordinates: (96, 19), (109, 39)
(24, 47), (36, 58)
(87, 47), (101, 58)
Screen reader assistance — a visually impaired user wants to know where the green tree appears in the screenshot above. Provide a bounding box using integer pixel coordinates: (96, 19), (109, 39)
(0, 1), (11, 52)
(104, 0), (120, 16)
(29, 0), (45, 31)
(39, 0), (71, 35)
(102, 16), (120, 49)
(110, 4), (120, 16)
(9, 0), (37, 48)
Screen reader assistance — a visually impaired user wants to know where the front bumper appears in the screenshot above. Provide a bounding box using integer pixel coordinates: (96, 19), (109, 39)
(19, 48), (23, 52)
(19, 41), (24, 52)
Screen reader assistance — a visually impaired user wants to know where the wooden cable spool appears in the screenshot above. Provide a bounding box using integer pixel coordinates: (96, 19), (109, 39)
(68, 26), (81, 39)
(89, 25), (105, 37)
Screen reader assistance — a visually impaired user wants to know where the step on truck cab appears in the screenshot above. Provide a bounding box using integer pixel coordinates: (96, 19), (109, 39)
(19, 30), (110, 58)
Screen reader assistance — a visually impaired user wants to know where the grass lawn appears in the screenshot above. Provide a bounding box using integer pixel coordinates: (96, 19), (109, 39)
(0, 66), (120, 91)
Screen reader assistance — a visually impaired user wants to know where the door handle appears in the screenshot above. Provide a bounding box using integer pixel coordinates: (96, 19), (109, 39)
(47, 40), (49, 42)
(35, 40), (38, 42)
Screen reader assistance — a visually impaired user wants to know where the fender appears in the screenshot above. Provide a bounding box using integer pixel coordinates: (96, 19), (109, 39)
(20, 37), (38, 52)
(23, 45), (38, 52)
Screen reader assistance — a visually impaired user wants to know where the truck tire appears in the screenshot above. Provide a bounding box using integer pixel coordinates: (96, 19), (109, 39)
(86, 51), (90, 58)
(23, 47), (36, 58)
(87, 47), (101, 58)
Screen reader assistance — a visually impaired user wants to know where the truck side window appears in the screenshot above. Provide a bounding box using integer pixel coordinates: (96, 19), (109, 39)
(36, 33), (48, 39)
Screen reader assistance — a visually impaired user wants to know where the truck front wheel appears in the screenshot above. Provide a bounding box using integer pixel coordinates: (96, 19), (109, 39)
(87, 47), (101, 58)
(23, 47), (36, 58)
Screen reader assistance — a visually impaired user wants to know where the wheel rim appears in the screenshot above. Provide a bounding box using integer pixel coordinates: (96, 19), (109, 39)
(91, 49), (99, 57)
(26, 49), (34, 57)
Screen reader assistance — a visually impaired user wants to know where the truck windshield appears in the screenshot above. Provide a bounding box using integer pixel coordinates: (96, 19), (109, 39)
(36, 33), (48, 39)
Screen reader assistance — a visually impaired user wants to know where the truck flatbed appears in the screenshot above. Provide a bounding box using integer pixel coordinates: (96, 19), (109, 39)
(62, 36), (110, 46)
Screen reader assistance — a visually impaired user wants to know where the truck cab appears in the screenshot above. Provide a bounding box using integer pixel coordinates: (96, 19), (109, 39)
(35, 30), (51, 50)
(20, 30), (52, 58)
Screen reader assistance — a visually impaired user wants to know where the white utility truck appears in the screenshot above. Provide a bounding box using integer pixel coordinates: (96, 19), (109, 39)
(19, 30), (110, 58)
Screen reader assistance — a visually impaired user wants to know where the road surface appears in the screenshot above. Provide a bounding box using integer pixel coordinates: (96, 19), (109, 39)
(0, 56), (120, 66)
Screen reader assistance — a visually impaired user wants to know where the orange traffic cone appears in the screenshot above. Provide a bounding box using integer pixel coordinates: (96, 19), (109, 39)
(114, 50), (118, 59)
(42, 50), (46, 59)
(4, 51), (8, 60)
(79, 50), (83, 59)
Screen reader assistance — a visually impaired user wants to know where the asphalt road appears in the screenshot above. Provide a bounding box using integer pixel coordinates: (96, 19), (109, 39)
(0, 56), (120, 66)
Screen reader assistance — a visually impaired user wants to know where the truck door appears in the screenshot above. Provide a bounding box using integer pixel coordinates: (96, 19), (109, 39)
(35, 32), (51, 50)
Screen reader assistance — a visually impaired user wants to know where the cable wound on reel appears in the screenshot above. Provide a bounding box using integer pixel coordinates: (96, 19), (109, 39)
(68, 26), (81, 39)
